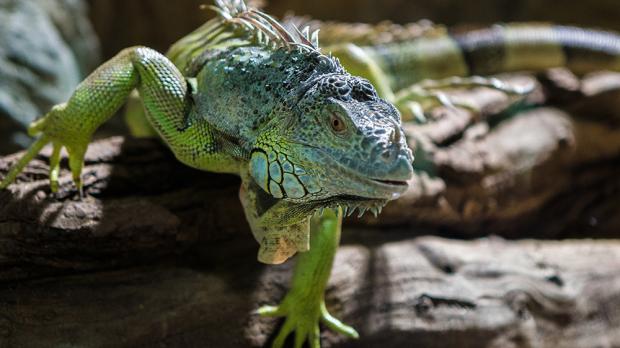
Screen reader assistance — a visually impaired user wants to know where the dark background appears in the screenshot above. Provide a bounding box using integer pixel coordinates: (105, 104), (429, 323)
(87, 0), (620, 60)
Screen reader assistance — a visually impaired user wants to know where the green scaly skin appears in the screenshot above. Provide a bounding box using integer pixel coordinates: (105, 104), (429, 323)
(0, 1), (413, 347)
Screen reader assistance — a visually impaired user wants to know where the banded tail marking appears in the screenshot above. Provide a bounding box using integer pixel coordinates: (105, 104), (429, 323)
(364, 24), (620, 90)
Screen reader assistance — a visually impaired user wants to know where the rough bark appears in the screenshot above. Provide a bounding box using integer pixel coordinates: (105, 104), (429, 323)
(0, 137), (245, 282)
(1, 233), (619, 348)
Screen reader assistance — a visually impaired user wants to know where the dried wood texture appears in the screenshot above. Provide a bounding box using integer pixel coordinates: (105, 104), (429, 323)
(0, 137), (245, 281)
(1, 233), (619, 347)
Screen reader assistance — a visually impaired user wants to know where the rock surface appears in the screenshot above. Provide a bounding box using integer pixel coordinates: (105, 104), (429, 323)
(0, 0), (99, 154)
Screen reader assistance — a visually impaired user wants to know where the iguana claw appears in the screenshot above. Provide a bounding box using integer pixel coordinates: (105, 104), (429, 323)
(0, 105), (88, 195)
(258, 300), (358, 348)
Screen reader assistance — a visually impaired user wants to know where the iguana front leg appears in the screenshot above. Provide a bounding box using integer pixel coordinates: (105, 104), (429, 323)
(0, 46), (231, 192)
(258, 208), (359, 348)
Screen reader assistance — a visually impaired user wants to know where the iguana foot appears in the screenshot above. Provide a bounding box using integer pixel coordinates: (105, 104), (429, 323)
(394, 84), (478, 123)
(0, 104), (89, 193)
(258, 298), (358, 348)
(394, 75), (534, 122)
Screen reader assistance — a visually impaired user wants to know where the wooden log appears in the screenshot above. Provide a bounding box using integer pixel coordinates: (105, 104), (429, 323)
(0, 137), (247, 281)
(1, 233), (619, 347)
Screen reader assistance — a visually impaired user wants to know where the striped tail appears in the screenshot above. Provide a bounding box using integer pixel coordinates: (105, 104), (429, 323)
(365, 24), (620, 91)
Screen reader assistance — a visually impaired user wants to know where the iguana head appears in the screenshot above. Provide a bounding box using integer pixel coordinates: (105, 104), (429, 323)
(205, 1), (413, 263)
(249, 67), (413, 219)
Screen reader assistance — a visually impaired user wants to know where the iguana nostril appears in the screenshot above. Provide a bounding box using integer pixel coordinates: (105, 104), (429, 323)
(389, 156), (415, 180)
(380, 147), (397, 162)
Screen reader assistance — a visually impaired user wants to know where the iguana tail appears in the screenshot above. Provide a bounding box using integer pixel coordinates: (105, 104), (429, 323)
(454, 24), (620, 75)
(361, 23), (620, 90)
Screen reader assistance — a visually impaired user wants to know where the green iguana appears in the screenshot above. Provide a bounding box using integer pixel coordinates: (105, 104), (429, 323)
(2, 1), (620, 347)
(0, 1), (412, 346)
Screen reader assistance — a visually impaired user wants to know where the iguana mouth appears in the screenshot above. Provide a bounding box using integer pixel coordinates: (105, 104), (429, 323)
(370, 178), (408, 187)
(311, 194), (388, 218)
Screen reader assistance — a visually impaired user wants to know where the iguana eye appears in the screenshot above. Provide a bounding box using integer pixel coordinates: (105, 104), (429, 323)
(330, 113), (347, 133)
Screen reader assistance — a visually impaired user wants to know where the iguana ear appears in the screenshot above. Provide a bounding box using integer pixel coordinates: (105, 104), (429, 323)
(248, 149), (274, 197)
(239, 173), (312, 264)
